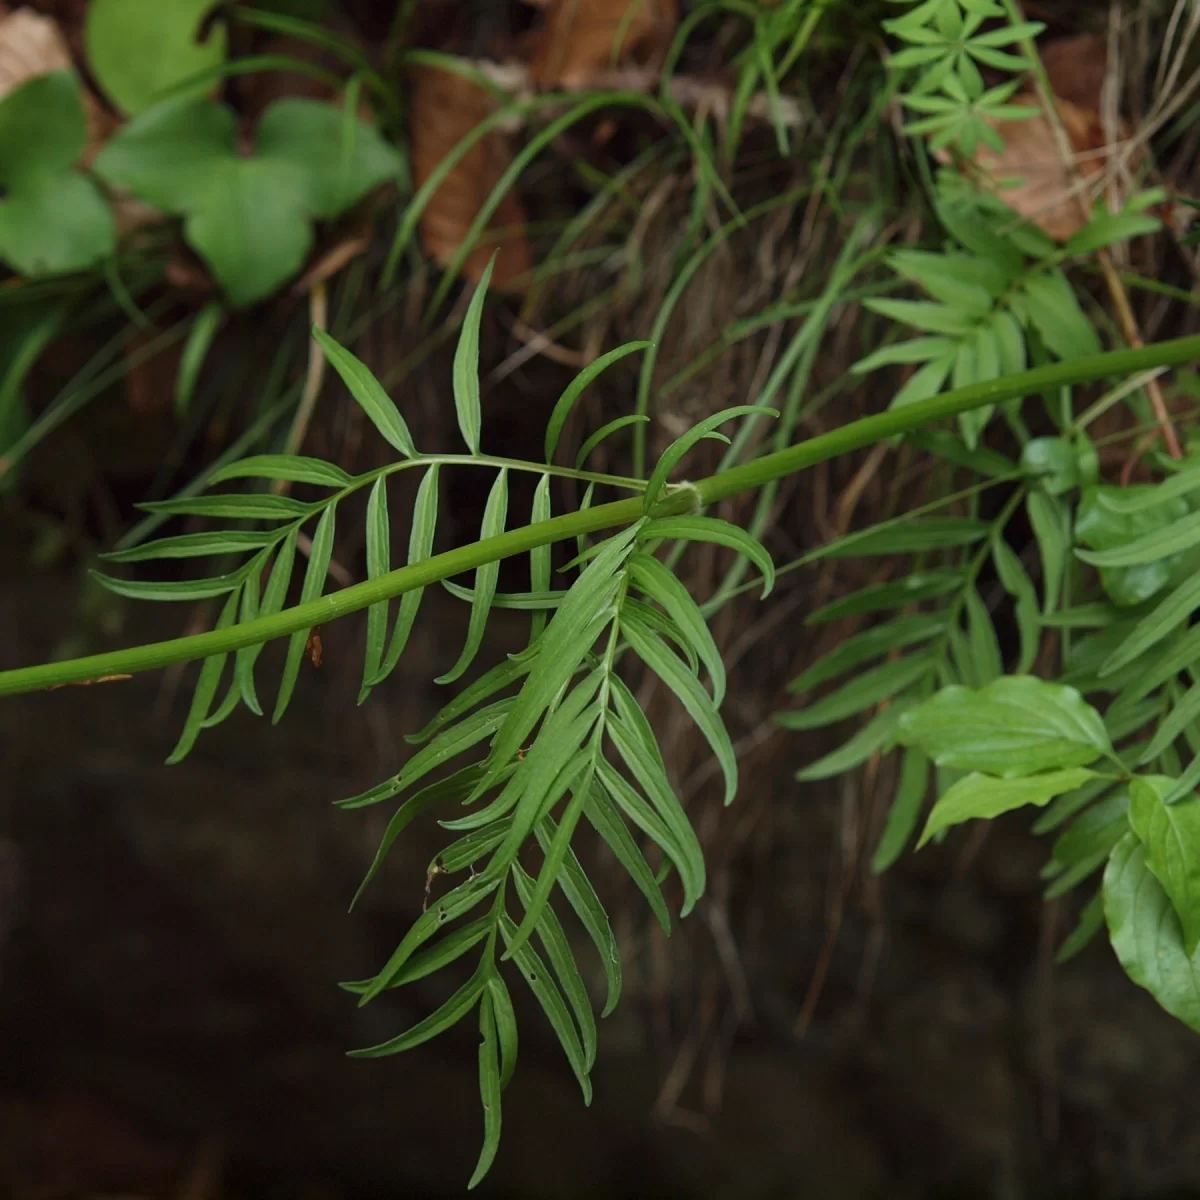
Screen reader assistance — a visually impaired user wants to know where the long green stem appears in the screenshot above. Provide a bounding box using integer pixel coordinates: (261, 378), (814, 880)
(3, 336), (1199, 698)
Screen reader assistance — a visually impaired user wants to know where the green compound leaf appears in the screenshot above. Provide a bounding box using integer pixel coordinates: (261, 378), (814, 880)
(898, 676), (1112, 777)
(1105, 832), (1200, 1035)
(919, 767), (1098, 847)
(95, 97), (401, 305)
(85, 0), (226, 115)
(0, 73), (114, 276)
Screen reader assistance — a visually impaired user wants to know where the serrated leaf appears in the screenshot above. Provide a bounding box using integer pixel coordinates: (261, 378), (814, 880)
(371, 464), (440, 687)
(1031, 775), (1115, 835)
(620, 614), (737, 805)
(316, 329), (417, 459)
(438, 469), (508, 685)
(273, 502), (336, 723)
(641, 515), (775, 597)
(898, 675), (1112, 776)
(209, 455), (353, 487)
(454, 256), (494, 455)
(919, 767), (1097, 847)
(777, 654), (936, 732)
(871, 747), (930, 873)
(1105, 833), (1200, 1034)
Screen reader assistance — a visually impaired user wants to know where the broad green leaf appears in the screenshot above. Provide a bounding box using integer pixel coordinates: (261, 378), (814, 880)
(0, 75), (114, 276)
(512, 862), (597, 1069)
(788, 615), (946, 692)
(1105, 833), (1200, 1034)
(777, 654), (936, 732)
(372, 464), (440, 687)
(138, 493), (311, 520)
(544, 342), (652, 463)
(468, 991), (502, 1190)
(889, 357), (954, 410)
(499, 915), (592, 1104)
(350, 967), (486, 1057)
(209, 454), (353, 487)
(642, 515), (775, 597)
(644, 405), (778, 514)
(453, 257), (493, 455)
(1018, 269), (1101, 360)
(316, 330), (417, 459)
(898, 675), (1112, 777)
(796, 701), (915, 781)
(584, 779), (671, 935)
(273, 501), (336, 723)
(166, 588), (239, 764)
(871, 748), (930, 873)
(1063, 205), (1161, 257)
(85, 0), (226, 115)
(1077, 508), (1200, 569)
(536, 812), (623, 1017)
(359, 476), (391, 701)
(438, 469), (508, 684)
(1027, 491), (1068, 614)
(621, 614), (737, 805)
(1098, 465), (1200, 514)
(629, 552), (725, 705)
(1129, 775), (1200, 955)
(1031, 775), (1115, 835)
(1021, 437), (1078, 495)
(919, 767), (1098, 847)
(808, 517), (988, 559)
(804, 572), (961, 625)
(100, 529), (277, 563)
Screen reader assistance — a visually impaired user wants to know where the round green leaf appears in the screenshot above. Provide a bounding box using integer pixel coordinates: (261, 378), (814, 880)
(85, 0), (227, 116)
(0, 168), (114, 276)
(0, 71), (85, 175)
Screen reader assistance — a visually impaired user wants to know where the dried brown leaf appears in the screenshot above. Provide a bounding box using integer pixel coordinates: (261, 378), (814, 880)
(409, 63), (531, 291)
(530, 0), (678, 89)
(957, 92), (1125, 242)
(1040, 33), (1108, 113)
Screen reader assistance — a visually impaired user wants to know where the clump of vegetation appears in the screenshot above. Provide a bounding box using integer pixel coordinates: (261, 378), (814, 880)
(5, 0), (1200, 1189)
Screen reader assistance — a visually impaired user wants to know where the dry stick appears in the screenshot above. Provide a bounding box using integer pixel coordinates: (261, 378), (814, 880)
(1005, 0), (1181, 462)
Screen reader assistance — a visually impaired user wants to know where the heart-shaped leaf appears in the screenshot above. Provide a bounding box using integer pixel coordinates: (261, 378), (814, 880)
(0, 72), (114, 275)
(94, 96), (402, 305)
(85, 0), (227, 116)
